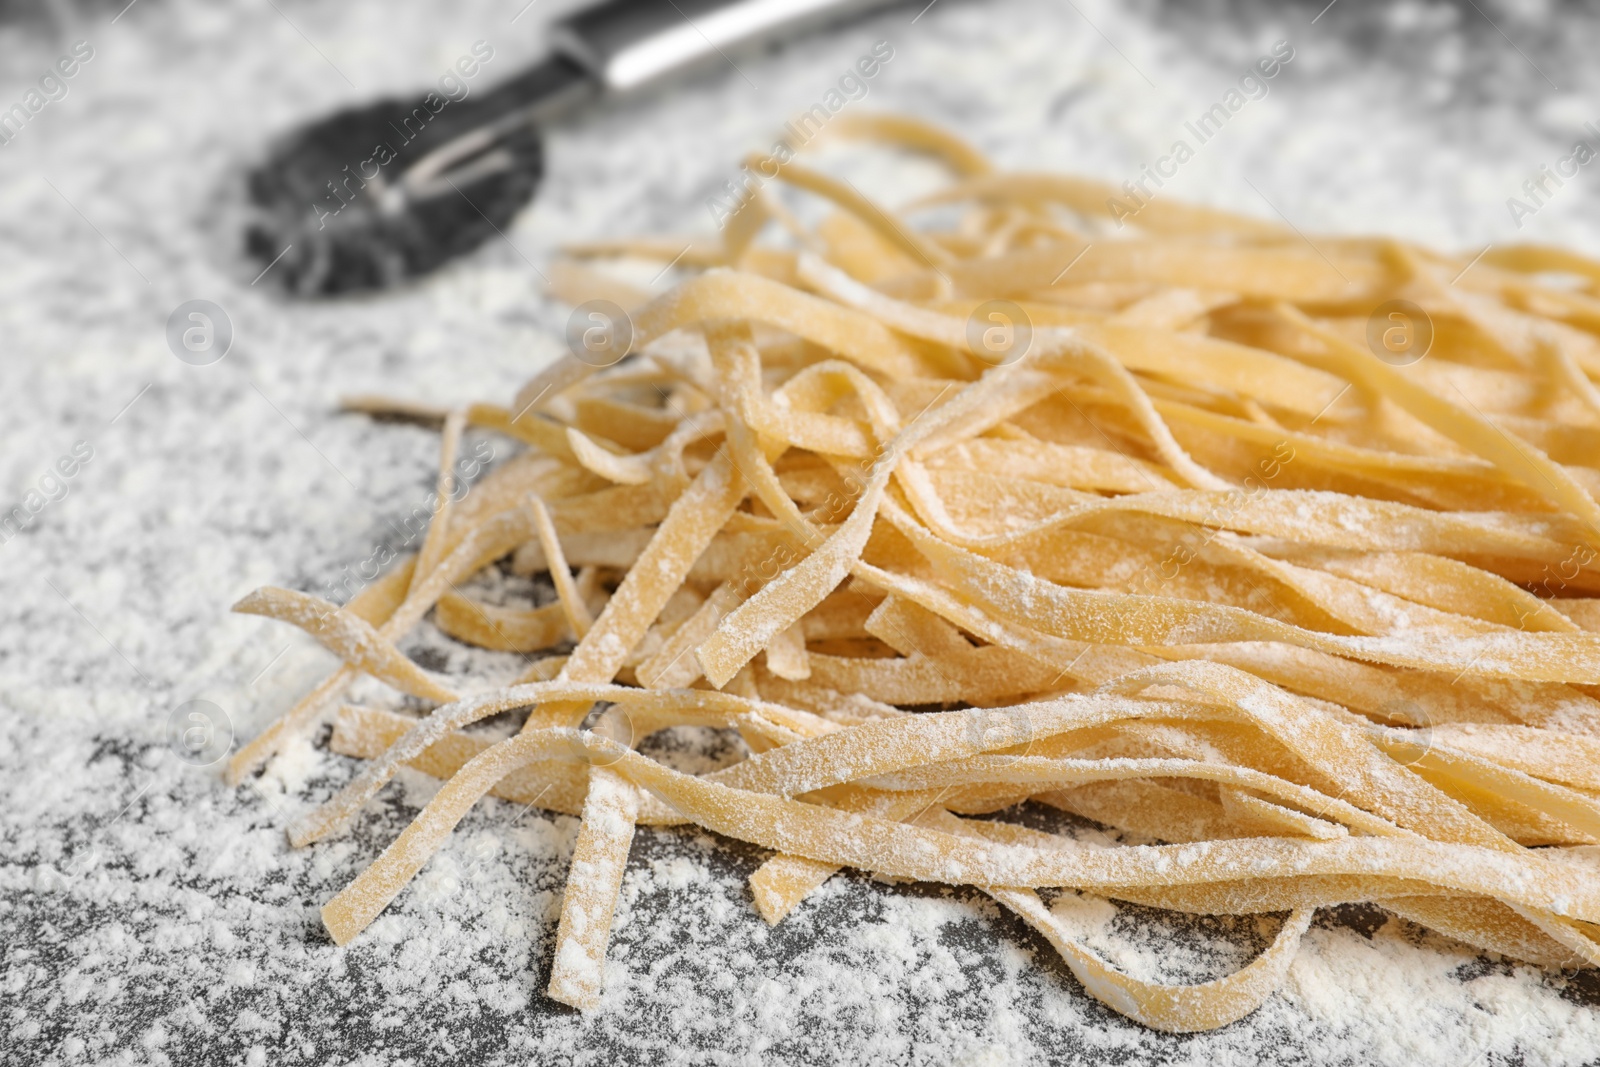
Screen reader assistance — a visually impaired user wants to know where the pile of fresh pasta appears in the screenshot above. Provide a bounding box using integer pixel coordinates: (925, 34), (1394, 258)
(230, 115), (1600, 1032)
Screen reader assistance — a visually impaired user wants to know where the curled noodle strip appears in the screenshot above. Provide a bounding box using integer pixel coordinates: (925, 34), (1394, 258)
(233, 115), (1600, 1031)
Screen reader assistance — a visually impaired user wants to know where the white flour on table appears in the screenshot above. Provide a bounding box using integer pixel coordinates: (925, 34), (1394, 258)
(3, 0), (1599, 1063)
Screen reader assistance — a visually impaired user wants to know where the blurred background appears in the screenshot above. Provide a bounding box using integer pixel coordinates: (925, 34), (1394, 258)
(3, 1), (1599, 1063)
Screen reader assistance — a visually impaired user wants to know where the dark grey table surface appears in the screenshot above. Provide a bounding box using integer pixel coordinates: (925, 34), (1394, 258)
(3, 0), (1600, 1063)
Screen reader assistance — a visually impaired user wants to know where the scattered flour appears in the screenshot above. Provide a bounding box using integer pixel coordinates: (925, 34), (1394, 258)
(4, 0), (1600, 1063)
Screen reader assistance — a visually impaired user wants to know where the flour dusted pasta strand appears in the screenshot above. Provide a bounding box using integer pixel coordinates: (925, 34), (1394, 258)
(531, 453), (748, 1001)
(525, 492), (592, 639)
(318, 730), (1600, 935)
(889, 508), (1600, 684)
(795, 252), (1231, 490)
(1276, 303), (1600, 549)
(291, 679), (835, 847)
(923, 807), (1318, 1033)
(232, 588), (460, 704)
(226, 427), (573, 783)
(230, 114), (1600, 1030)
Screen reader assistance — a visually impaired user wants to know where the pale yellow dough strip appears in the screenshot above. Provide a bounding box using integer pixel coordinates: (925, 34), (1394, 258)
(233, 116), (1600, 1033)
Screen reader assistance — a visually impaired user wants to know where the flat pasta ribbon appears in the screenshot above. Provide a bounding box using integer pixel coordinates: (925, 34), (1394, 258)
(230, 113), (1600, 1031)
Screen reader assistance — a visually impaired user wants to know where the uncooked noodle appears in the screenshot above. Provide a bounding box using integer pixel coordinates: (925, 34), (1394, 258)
(231, 114), (1600, 1032)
